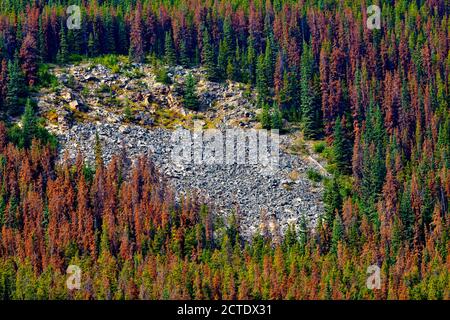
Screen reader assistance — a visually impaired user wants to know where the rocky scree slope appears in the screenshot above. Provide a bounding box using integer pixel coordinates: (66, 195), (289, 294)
(36, 62), (324, 239)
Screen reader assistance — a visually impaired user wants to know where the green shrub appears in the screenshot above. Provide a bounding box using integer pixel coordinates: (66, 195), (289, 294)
(321, 146), (334, 162)
(243, 84), (252, 99)
(123, 105), (133, 122)
(111, 64), (121, 74)
(307, 169), (323, 182)
(37, 64), (59, 89)
(271, 107), (283, 130)
(97, 83), (112, 94)
(68, 54), (84, 63)
(259, 103), (271, 129)
(93, 54), (119, 70)
(313, 141), (326, 154)
(155, 66), (172, 84)
(125, 67), (145, 79)
(81, 87), (90, 97)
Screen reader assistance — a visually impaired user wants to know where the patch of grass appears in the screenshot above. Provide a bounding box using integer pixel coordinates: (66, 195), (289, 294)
(73, 110), (89, 122)
(313, 141), (326, 154)
(325, 163), (337, 174)
(191, 114), (205, 120)
(93, 54), (120, 70)
(290, 135), (308, 155)
(321, 145), (334, 162)
(105, 96), (120, 107)
(154, 108), (185, 129)
(288, 169), (300, 181)
(195, 113), (223, 129)
(120, 97), (133, 108)
(124, 67), (145, 79)
(204, 118), (221, 129)
(111, 64), (121, 74)
(45, 109), (58, 124)
(110, 84), (121, 92)
(96, 83), (112, 94)
(307, 169), (323, 182)
(81, 86), (90, 97)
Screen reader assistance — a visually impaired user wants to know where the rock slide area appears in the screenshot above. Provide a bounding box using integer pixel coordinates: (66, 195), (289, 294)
(35, 61), (325, 239)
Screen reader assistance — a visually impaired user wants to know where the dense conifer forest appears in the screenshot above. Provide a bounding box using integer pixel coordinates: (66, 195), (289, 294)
(0, 0), (448, 299)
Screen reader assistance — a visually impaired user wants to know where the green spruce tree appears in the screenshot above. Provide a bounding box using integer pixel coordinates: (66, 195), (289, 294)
(323, 175), (342, 226)
(301, 43), (320, 139)
(57, 25), (68, 64)
(20, 99), (37, 148)
(264, 36), (275, 88)
(164, 31), (176, 66)
(88, 32), (96, 57)
(218, 40), (229, 80)
(202, 29), (218, 82)
(271, 103), (283, 130)
(256, 54), (269, 104)
(6, 55), (25, 116)
(246, 35), (256, 85)
(331, 215), (343, 255)
(226, 59), (235, 81)
(260, 102), (271, 129)
(333, 117), (352, 175)
(179, 38), (190, 67)
(183, 73), (199, 111)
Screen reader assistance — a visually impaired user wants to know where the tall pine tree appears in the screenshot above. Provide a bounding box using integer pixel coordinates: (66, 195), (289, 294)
(164, 31), (176, 66)
(6, 55), (25, 116)
(56, 25), (68, 64)
(183, 73), (199, 111)
(333, 117), (352, 175)
(256, 54), (269, 104)
(202, 29), (218, 82)
(301, 43), (321, 139)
